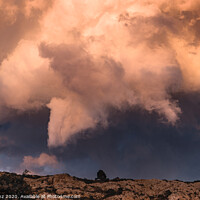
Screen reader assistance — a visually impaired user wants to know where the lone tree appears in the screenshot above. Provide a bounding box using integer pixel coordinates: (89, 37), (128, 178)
(96, 170), (107, 181)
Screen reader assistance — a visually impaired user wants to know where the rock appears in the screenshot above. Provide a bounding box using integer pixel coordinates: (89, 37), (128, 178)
(0, 172), (199, 199)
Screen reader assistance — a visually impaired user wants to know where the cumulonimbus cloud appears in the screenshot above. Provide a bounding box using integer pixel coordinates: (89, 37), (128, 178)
(1, 0), (200, 147)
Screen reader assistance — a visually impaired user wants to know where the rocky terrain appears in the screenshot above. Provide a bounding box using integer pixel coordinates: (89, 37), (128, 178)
(0, 172), (200, 199)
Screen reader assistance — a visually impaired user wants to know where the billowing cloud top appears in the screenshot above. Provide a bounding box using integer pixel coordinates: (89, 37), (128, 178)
(1, 0), (200, 147)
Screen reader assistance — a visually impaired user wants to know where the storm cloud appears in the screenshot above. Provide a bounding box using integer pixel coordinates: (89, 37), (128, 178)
(0, 0), (200, 179)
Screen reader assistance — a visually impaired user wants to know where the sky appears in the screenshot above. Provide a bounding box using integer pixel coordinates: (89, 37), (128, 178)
(0, 0), (200, 181)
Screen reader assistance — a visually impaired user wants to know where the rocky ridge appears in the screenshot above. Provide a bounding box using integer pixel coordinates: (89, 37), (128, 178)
(0, 172), (200, 199)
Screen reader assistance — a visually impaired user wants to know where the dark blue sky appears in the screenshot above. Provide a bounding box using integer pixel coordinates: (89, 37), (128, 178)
(0, 92), (200, 181)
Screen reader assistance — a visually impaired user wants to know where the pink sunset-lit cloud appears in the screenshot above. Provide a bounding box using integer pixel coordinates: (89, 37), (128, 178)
(21, 153), (59, 174)
(1, 0), (200, 147)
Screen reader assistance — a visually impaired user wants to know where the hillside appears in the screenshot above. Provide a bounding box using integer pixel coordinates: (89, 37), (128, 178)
(0, 172), (200, 199)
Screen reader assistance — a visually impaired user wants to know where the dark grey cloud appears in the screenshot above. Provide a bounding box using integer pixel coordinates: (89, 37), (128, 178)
(0, 108), (49, 162)
(1, 92), (199, 180)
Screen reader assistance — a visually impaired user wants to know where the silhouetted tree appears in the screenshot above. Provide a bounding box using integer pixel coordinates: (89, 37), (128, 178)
(96, 170), (107, 181)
